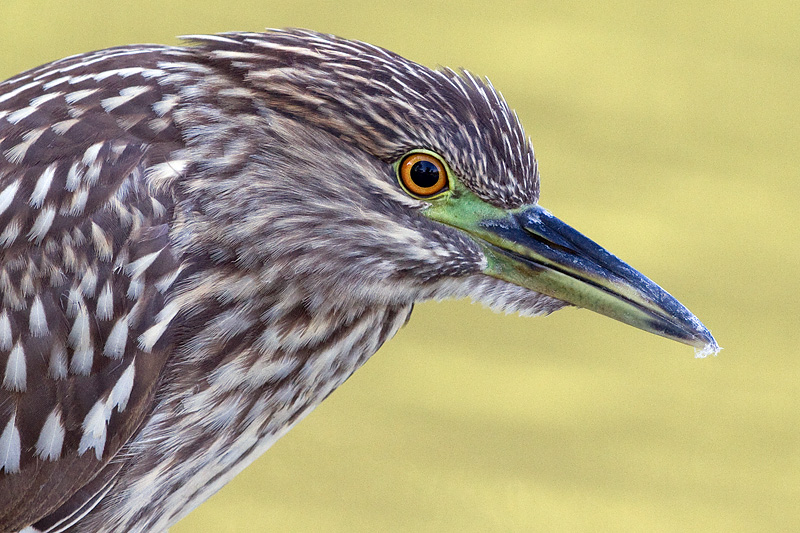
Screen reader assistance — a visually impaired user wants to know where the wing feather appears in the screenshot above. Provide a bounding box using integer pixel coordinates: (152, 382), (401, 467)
(0, 46), (186, 530)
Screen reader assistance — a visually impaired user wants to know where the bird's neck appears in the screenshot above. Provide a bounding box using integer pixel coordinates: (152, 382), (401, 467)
(85, 268), (413, 530)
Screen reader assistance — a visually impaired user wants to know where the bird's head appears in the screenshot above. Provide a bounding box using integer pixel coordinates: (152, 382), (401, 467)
(173, 29), (717, 353)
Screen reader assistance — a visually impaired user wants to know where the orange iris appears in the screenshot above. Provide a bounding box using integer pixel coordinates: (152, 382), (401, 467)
(398, 153), (448, 197)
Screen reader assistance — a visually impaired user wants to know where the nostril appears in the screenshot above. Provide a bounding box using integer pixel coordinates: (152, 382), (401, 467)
(520, 226), (578, 255)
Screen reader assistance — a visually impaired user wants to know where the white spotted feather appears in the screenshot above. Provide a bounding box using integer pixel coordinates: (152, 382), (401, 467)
(35, 408), (66, 462)
(104, 316), (129, 359)
(3, 342), (26, 392)
(28, 295), (48, 337)
(78, 400), (111, 460)
(0, 412), (21, 473)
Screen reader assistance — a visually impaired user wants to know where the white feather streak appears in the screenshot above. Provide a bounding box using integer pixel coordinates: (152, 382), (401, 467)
(7, 106), (37, 125)
(30, 91), (62, 108)
(91, 222), (113, 261)
(79, 267), (98, 297)
(0, 180), (20, 216)
(152, 94), (180, 116)
(67, 188), (89, 215)
(126, 276), (144, 299)
(27, 206), (56, 243)
(51, 118), (80, 135)
(0, 81), (39, 104)
(69, 305), (93, 375)
(138, 301), (180, 352)
(96, 281), (114, 320)
(29, 295), (49, 337)
(82, 142), (104, 166)
(109, 361), (135, 412)
(65, 161), (83, 191)
(35, 408), (65, 461)
(0, 310), (12, 351)
(145, 160), (188, 192)
(64, 88), (99, 104)
(49, 343), (68, 379)
(0, 412), (21, 473)
(78, 399), (110, 460)
(100, 85), (151, 112)
(125, 248), (163, 279)
(103, 316), (128, 359)
(0, 219), (20, 248)
(3, 342), (26, 392)
(154, 265), (184, 293)
(4, 127), (46, 163)
(42, 76), (71, 90)
(29, 162), (57, 207)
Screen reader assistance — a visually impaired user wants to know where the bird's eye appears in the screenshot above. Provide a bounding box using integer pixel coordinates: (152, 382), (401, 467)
(398, 152), (449, 198)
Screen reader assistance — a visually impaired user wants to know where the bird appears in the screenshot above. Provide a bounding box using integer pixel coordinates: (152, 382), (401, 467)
(0, 29), (718, 532)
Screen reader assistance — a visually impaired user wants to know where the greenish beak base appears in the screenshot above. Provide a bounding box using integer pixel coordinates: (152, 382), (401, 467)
(424, 187), (719, 355)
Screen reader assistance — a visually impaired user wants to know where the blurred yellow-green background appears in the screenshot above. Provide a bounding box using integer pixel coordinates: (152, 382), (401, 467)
(2, 1), (797, 531)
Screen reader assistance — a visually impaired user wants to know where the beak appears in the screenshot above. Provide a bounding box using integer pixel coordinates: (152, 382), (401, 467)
(427, 197), (719, 354)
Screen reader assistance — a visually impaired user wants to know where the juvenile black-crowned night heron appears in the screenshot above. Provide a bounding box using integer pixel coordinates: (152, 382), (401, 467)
(0, 29), (718, 532)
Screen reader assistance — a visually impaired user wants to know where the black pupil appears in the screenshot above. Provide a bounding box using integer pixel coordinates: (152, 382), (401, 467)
(409, 160), (440, 189)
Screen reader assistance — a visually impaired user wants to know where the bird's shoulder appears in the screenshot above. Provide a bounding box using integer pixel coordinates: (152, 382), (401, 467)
(0, 46), (190, 530)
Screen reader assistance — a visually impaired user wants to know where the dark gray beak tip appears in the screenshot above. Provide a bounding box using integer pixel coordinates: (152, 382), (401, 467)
(511, 205), (721, 355)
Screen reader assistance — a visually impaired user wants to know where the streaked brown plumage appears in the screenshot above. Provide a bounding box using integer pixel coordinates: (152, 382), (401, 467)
(0, 29), (717, 532)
